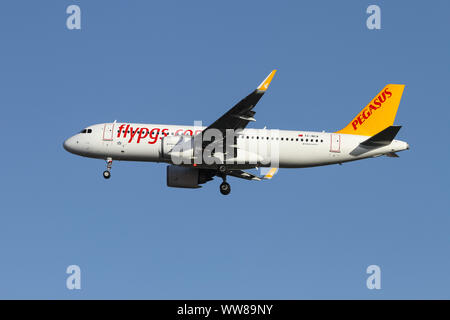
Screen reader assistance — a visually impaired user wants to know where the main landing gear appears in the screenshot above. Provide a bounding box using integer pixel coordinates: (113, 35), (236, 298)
(103, 158), (112, 179)
(220, 181), (231, 195)
(219, 168), (231, 195)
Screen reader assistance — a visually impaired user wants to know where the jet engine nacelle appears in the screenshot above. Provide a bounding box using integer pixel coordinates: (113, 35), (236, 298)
(166, 165), (201, 188)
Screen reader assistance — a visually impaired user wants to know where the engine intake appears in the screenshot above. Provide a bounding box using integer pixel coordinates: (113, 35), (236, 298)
(166, 165), (214, 188)
(166, 165), (200, 188)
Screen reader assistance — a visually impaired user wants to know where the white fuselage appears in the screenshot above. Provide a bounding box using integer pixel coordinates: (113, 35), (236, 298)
(63, 122), (409, 168)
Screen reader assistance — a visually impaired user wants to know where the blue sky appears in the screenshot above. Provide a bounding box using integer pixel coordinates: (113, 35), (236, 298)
(0, 0), (449, 299)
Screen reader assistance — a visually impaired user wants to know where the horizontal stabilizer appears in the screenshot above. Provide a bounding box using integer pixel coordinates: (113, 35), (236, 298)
(360, 126), (402, 148)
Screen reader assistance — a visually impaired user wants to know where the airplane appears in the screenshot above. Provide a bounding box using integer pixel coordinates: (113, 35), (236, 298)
(63, 70), (409, 195)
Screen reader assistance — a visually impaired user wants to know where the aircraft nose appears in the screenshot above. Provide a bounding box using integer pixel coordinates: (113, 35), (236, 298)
(63, 137), (76, 153)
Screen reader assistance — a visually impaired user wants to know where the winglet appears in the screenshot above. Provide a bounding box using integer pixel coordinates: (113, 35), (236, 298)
(262, 167), (279, 180)
(257, 70), (277, 91)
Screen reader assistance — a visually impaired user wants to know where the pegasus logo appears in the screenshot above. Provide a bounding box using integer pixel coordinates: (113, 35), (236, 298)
(351, 88), (392, 131)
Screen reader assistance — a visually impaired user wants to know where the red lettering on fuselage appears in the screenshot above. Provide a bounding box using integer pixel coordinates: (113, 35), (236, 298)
(115, 125), (203, 144)
(128, 127), (140, 143)
(137, 128), (149, 143)
(148, 128), (160, 144)
(123, 124), (130, 138)
(117, 124), (125, 138)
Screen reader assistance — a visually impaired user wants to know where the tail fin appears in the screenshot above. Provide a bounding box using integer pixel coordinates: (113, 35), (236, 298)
(337, 84), (405, 136)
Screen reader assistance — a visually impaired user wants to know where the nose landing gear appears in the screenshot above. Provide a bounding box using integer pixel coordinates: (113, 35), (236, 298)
(103, 158), (112, 179)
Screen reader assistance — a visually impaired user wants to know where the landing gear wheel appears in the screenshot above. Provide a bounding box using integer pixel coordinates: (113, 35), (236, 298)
(220, 182), (231, 195)
(103, 158), (113, 179)
(218, 164), (227, 173)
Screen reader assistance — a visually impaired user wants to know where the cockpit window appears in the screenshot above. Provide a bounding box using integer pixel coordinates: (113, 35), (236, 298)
(80, 129), (87, 133)
(87, 129), (92, 133)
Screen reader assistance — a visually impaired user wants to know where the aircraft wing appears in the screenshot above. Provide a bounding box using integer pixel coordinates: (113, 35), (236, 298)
(204, 70), (277, 134)
(227, 168), (279, 181)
